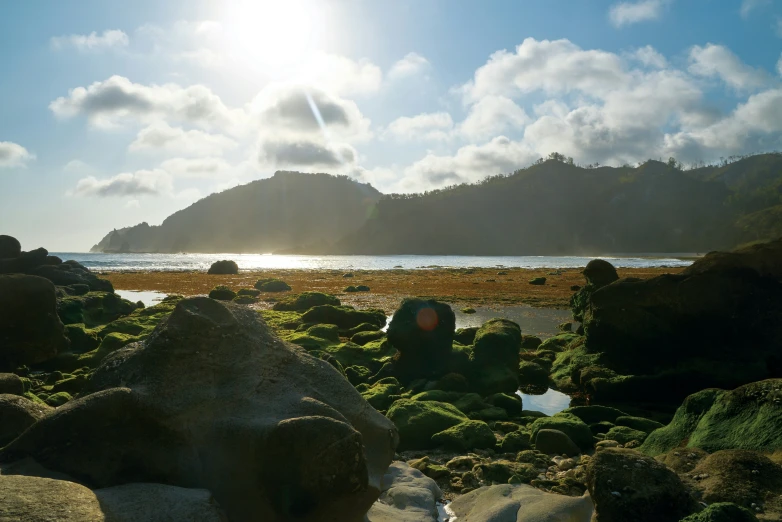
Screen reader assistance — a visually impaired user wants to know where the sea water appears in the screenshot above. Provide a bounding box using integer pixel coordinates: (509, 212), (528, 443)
(53, 252), (694, 272)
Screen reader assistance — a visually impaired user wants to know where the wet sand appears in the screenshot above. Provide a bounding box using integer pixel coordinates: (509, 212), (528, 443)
(104, 266), (683, 313)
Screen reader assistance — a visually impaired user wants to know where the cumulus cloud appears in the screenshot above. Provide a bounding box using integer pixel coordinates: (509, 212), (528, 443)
(71, 169), (173, 197)
(290, 53), (382, 96)
(49, 75), (245, 133)
(159, 157), (232, 178)
(385, 112), (454, 141)
(609, 0), (667, 27)
(689, 44), (771, 91)
(0, 142), (35, 168)
(459, 96), (529, 140)
(388, 52), (431, 80)
(630, 45), (669, 69)
(128, 122), (238, 156)
(260, 139), (357, 169)
(51, 29), (129, 51)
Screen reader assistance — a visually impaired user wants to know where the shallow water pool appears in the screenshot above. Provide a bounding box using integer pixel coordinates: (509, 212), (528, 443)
(517, 388), (572, 416)
(115, 289), (168, 307)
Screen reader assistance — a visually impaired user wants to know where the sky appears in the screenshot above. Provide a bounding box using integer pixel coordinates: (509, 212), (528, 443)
(1, 0), (781, 251)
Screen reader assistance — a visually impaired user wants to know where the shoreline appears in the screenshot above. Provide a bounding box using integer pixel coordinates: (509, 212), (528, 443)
(104, 266), (685, 312)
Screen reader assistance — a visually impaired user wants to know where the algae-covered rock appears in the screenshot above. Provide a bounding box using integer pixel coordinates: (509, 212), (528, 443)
(0, 297), (398, 522)
(57, 291), (138, 327)
(302, 305), (386, 330)
(232, 295), (259, 304)
(44, 391), (73, 407)
(499, 430), (531, 453)
(207, 259), (238, 275)
(454, 326), (479, 346)
(431, 420), (496, 451)
(587, 448), (698, 522)
(360, 378), (402, 411)
(0, 373), (24, 396)
(518, 361), (549, 389)
(387, 299), (456, 381)
(473, 460), (538, 484)
(583, 259), (620, 287)
(529, 277), (546, 285)
(272, 292), (340, 311)
(306, 324), (340, 342)
(386, 399), (468, 451)
(604, 425), (648, 445)
(560, 405), (628, 424)
(614, 415), (664, 434)
(538, 333), (580, 353)
(529, 413), (594, 452)
(351, 330), (385, 346)
(485, 392), (523, 416)
(679, 503), (759, 522)
(471, 318), (521, 395)
(0, 394), (51, 445)
(208, 285), (236, 301)
(535, 429), (580, 457)
(64, 324), (100, 353)
(0, 274), (69, 371)
(236, 288), (261, 297)
(254, 279), (291, 292)
(641, 380), (782, 456)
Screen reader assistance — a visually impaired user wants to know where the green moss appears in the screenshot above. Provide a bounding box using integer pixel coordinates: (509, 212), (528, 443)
(549, 344), (602, 392)
(469, 406), (509, 421)
(538, 333), (581, 353)
(57, 291), (137, 327)
(306, 324), (340, 342)
(474, 460), (538, 484)
(356, 285), (370, 292)
(431, 420), (496, 451)
(486, 393), (523, 416)
(344, 285), (358, 292)
(301, 305), (386, 330)
(679, 503), (758, 522)
(435, 373), (470, 392)
(232, 295), (259, 304)
(285, 333), (335, 351)
(45, 391), (73, 407)
(518, 361), (550, 388)
(254, 279), (291, 292)
(236, 288), (261, 297)
(23, 391), (46, 406)
(614, 416), (664, 434)
(604, 425), (649, 445)
(360, 378), (402, 411)
(345, 365), (371, 385)
(461, 307), (477, 314)
(63, 323), (100, 353)
(386, 399), (469, 450)
(452, 393), (489, 414)
(470, 319), (522, 395)
(343, 322), (382, 337)
(79, 332), (139, 367)
(271, 292), (340, 312)
(321, 339), (397, 370)
(561, 405), (628, 424)
(98, 297), (181, 339)
(411, 390), (462, 403)
(259, 310), (303, 331)
(350, 330), (385, 346)
(209, 285), (236, 300)
(51, 375), (88, 395)
(499, 430), (532, 452)
(529, 413), (594, 451)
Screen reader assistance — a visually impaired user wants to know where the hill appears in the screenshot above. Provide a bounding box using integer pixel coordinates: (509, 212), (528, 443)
(91, 172), (382, 254)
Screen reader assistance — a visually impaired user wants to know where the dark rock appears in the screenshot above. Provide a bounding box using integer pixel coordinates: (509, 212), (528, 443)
(272, 292), (340, 311)
(254, 279), (291, 292)
(208, 285), (236, 301)
(64, 284), (90, 296)
(0, 297), (397, 522)
(0, 394), (51, 446)
(207, 259), (238, 275)
(57, 291), (137, 326)
(454, 326), (479, 346)
(30, 264), (113, 292)
(535, 429), (581, 457)
(302, 305), (385, 330)
(470, 318), (521, 395)
(0, 275), (69, 371)
(0, 373), (24, 395)
(236, 288), (261, 297)
(529, 277), (546, 285)
(0, 235), (21, 259)
(679, 503), (759, 522)
(583, 259), (619, 287)
(43, 255), (63, 265)
(356, 285), (370, 292)
(351, 330), (385, 346)
(387, 299), (455, 381)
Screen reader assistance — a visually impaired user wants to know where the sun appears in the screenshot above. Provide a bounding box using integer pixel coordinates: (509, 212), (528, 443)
(219, 0), (325, 71)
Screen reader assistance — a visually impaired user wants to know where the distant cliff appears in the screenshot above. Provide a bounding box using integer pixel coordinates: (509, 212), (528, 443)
(91, 171), (382, 254)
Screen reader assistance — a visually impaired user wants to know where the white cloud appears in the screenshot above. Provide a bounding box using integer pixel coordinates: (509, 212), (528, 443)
(289, 53), (382, 96)
(51, 29), (129, 51)
(630, 45), (669, 69)
(0, 142), (35, 168)
(71, 169), (173, 197)
(741, 0), (770, 18)
(609, 0), (667, 27)
(388, 52), (431, 80)
(49, 75), (246, 133)
(385, 112), (454, 141)
(128, 122), (238, 156)
(259, 139), (357, 169)
(125, 199), (140, 208)
(689, 44), (771, 91)
(459, 96), (529, 140)
(159, 157), (232, 178)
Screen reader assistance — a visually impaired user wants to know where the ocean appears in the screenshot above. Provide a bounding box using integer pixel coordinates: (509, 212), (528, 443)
(52, 252), (695, 272)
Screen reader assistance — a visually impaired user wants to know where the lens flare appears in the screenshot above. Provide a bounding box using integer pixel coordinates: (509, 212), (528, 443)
(416, 307), (439, 331)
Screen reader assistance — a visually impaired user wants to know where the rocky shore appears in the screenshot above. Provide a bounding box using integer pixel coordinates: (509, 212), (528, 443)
(1, 232), (781, 521)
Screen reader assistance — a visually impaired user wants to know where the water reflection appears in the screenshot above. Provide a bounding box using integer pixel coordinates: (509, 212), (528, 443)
(517, 388), (572, 416)
(115, 289), (168, 308)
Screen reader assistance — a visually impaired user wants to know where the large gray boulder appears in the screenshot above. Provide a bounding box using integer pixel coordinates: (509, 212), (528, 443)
(366, 462), (442, 522)
(0, 474), (227, 521)
(445, 484), (593, 522)
(0, 274), (69, 371)
(0, 394), (51, 446)
(0, 297), (398, 522)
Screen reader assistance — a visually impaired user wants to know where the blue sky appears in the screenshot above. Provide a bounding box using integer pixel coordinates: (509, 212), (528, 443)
(1, 0), (781, 251)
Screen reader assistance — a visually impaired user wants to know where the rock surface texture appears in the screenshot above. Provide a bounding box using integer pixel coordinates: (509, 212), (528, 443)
(446, 484), (593, 522)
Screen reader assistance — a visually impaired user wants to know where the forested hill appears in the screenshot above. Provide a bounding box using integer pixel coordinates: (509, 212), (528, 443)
(333, 154), (782, 255)
(91, 172), (382, 254)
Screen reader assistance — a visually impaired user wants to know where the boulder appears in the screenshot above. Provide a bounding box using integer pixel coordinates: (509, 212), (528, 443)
(366, 462), (442, 522)
(446, 484), (593, 522)
(641, 380), (782, 456)
(529, 277), (546, 285)
(586, 448), (698, 522)
(529, 413), (594, 452)
(302, 305), (386, 330)
(387, 299), (456, 381)
(272, 292), (340, 311)
(0, 394), (51, 446)
(0, 373), (24, 395)
(431, 420), (496, 451)
(535, 429), (581, 457)
(57, 291), (137, 326)
(679, 503), (759, 522)
(254, 278), (291, 292)
(30, 263), (113, 292)
(207, 259), (238, 275)
(0, 297), (398, 522)
(583, 259), (619, 287)
(470, 318), (522, 395)
(386, 399), (468, 451)
(0, 235), (21, 259)
(208, 285), (236, 301)
(95, 483), (228, 521)
(0, 274), (69, 371)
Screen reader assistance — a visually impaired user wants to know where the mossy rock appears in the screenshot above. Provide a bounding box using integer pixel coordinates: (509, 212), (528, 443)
(322, 339), (397, 370)
(97, 297), (181, 339)
(454, 327), (479, 346)
(272, 292), (340, 312)
(44, 391), (72, 407)
(528, 277), (546, 285)
(386, 399), (469, 450)
(343, 322), (380, 337)
(306, 324), (340, 343)
(254, 279), (291, 292)
(589, 421), (615, 435)
(614, 415), (664, 434)
(408, 456), (451, 480)
(208, 285), (236, 301)
(207, 260), (239, 275)
(520, 335), (543, 350)
(499, 430), (531, 452)
(360, 377), (401, 411)
(471, 318), (521, 395)
(452, 393), (489, 414)
(538, 333), (580, 353)
(301, 305), (385, 330)
(236, 288), (261, 297)
(258, 310), (302, 331)
(561, 405), (628, 424)
(410, 390), (461, 403)
(518, 361), (550, 389)
(57, 291), (138, 327)
(344, 285), (358, 292)
(356, 285), (370, 292)
(63, 324), (99, 354)
(604, 425), (648, 445)
(51, 375), (88, 395)
(679, 503), (758, 522)
(232, 295), (259, 305)
(469, 406), (509, 421)
(431, 420), (496, 451)
(461, 307), (477, 314)
(344, 365), (371, 385)
(485, 393), (523, 416)
(23, 391), (47, 406)
(474, 460), (538, 484)
(529, 413), (594, 452)
(350, 330), (384, 346)
(285, 333), (335, 351)
(79, 332), (139, 367)
(435, 373), (470, 392)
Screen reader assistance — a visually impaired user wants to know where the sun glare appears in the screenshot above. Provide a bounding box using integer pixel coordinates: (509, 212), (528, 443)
(219, 0), (324, 70)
